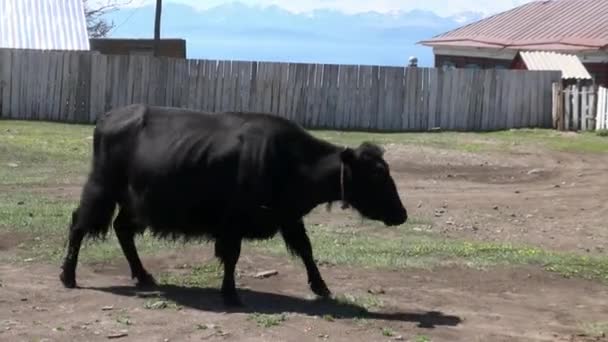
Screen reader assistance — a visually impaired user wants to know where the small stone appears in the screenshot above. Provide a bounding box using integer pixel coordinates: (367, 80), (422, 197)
(514, 190), (521, 194)
(146, 301), (168, 310)
(368, 286), (385, 295)
(107, 331), (128, 339)
(554, 184), (561, 188)
(24, 258), (34, 262)
(417, 201), (423, 209)
(394, 336), (405, 341)
(20, 298), (28, 302)
(7, 163), (18, 168)
(525, 214), (533, 219)
(527, 168), (543, 175)
(255, 270), (278, 279)
(493, 206), (499, 210)
(446, 220), (455, 226)
(101, 305), (114, 311)
(17, 201), (24, 205)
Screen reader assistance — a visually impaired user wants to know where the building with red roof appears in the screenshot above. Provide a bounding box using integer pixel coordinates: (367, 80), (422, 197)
(418, 0), (608, 85)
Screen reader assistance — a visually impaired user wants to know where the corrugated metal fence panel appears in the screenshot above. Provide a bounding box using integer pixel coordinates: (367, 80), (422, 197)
(0, 0), (90, 51)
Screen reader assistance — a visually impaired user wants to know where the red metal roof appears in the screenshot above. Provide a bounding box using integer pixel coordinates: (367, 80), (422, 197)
(419, 0), (608, 51)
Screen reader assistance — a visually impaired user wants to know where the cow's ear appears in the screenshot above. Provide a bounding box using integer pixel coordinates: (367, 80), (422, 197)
(340, 147), (356, 165)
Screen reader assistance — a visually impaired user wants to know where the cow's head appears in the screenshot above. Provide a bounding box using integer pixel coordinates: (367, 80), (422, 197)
(340, 142), (407, 226)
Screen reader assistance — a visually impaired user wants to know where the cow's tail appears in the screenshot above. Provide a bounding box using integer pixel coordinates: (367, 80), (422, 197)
(72, 126), (120, 240)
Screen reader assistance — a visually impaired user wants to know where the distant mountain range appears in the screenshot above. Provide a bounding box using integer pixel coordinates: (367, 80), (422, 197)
(104, 2), (482, 67)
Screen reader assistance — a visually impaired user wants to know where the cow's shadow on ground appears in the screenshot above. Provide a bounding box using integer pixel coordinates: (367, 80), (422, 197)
(87, 284), (462, 328)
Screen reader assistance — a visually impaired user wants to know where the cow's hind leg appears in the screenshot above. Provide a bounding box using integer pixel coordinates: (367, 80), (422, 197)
(113, 206), (156, 288)
(60, 179), (116, 288)
(215, 237), (243, 306)
(280, 220), (331, 298)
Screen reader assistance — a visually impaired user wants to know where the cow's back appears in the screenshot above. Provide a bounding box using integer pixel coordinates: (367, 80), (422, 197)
(93, 104), (315, 238)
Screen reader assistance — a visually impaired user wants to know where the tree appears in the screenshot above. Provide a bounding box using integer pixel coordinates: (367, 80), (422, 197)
(83, 0), (132, 38)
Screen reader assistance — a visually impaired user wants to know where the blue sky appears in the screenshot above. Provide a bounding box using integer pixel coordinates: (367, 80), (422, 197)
(122, 0), (535, 17)
(104, 0), (535, 67)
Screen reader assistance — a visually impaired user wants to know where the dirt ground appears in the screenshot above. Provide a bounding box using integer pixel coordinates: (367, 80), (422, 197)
(1, 142), (608, 341)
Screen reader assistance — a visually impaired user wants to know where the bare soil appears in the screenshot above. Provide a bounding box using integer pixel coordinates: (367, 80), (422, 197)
(1, 144), (608, 341)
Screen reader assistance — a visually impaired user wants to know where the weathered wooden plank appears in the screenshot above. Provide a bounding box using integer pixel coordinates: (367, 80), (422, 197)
(501, 70), (512, 130)
(438, 69), (450, 129)
(402, 67), (413, 130)
(221, 60), (233, 112)
(581, 85), (589, 131)
(9, 50), (20, 119)
(448, 69), (462, 130)
(295, 63), (309, 125)
(470, 69), (482, 130)
(376, 66), (388, 130)
(274, 62), (287, 119)
(564, 86), (572, 130)
(551, 82), (559, 129)
(326, 64), (340, 129)
(338, 65), (355, 129)
(426, 68), (439, 130)
(382, 66), (400, 131)
(588, 86), (597, 130)
(192, 59), (204, 110)
(356, 65), (371, 130)
(572, 83), (580, 130)
(75, 53), (92, 123)
(0, 49), (11, 117)
(421, 68), (432, 131)
(309, 63), (322, 128)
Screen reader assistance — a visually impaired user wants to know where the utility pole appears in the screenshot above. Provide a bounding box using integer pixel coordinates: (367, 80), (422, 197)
(154, 0), (162, 56)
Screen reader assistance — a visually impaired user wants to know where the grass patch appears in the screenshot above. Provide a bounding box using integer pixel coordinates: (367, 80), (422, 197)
(381, 327), (395, 337)
(251, 226), (608, 284)
(0, 121), (93, 185)
(580, 322), (608, 338)
(596, 129), (608, 137)
(159, 262), (223, 288)
(143, 298), (182, 310)
(414, 335), (432, 342)
(2, 120), (608, 285)
(313, 128), (608, 154)
(2, 190), (608, 285)
(247, 313), (288, 328)
(334, 293), (384, 312)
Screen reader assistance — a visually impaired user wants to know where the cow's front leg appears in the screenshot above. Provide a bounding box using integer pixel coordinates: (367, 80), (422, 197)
(280, 220), (331, 298)
(215, 237), (243, 306)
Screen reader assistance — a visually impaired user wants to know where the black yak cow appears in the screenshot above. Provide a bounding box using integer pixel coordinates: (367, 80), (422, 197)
(59, 104), (407, 306)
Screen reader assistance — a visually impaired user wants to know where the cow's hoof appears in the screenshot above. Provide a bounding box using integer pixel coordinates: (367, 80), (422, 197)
(311, 281), (331, 298)
(135, 273), (157, 289)
(60, 271), (76, 289)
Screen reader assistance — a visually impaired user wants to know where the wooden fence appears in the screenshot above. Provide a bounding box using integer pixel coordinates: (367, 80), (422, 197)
(597, 86), (608, 130)
(552, 83), (597, 131)
(0, 48), (561, 131)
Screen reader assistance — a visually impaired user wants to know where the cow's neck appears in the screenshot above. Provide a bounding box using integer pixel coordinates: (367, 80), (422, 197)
(304, 150), (347, 208)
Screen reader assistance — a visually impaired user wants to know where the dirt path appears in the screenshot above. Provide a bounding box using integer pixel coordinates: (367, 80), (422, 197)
(1, 247), (607, 342)
(2, 143), (608, 341)
(385, 144), (608, 254)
